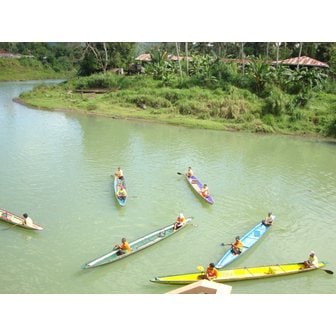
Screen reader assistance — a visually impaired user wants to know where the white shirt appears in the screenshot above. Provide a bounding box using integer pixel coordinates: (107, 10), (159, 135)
(24, 216), (33, 226)
(308, 255), (319, 267)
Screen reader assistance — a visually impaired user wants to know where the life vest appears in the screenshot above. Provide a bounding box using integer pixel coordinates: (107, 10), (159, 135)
(118, 188), (127, 196)
(116, 169), (123, 178)
(207, 267), (218, 278)
(233, 240), (243, 249)
(120, 242), (131, 252)
(201, 188), (209, 197)
(177, 216), (185, 223)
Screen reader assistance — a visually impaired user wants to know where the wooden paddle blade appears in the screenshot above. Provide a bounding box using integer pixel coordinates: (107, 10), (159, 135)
(324, 269), (334, 274)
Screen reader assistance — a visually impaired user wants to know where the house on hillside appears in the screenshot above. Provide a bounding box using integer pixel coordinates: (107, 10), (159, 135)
(274, 56), (329, 68)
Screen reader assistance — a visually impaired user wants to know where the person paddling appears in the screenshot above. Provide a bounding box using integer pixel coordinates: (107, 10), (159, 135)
(303, 251), (319, 268)
(114, 238), (131, 256)
(202, 263), (219, 281)
(200, 184), (209, 197)
(262, 212), (274, 226)
(114, 167), (124, 180)
(23, 213), (33, 226)
(173, 213), (186, 231)
(231, 236), (243, 255)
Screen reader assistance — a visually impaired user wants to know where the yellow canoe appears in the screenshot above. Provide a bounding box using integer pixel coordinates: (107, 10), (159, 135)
(150, 262), (328, 285)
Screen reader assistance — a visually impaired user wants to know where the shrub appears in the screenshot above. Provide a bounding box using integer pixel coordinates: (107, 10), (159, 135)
(86, 103), (97, 111)
(177, 100), (201, 115)
(262, 89), (287, 116)
(325, 115), (336, 137)
(124, 94), (171, 109)
(289, 109), (306, 122)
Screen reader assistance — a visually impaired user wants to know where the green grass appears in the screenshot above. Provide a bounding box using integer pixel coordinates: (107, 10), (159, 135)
(0, 58), (70, 81)
(17, 73), (336, 139)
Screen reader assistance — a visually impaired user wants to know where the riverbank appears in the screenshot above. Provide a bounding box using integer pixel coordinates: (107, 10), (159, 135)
(17, 74), (336, 139)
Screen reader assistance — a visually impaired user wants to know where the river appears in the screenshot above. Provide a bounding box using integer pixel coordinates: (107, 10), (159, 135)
(0, 80), (335, 295)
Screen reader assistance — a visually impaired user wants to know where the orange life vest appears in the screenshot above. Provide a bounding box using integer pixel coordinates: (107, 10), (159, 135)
(207, 267), (218, 278)
(120, 241), (131, 252)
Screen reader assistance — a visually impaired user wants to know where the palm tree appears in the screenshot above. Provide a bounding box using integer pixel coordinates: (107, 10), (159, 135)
(297, 42), (303, 70)
(185, 42), (189, 76)
(240, 42), (246, 75)
(275, 42), (281, 68)
(175, 42), (182, 78)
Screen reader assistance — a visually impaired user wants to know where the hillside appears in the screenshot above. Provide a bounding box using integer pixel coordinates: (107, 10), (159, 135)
(0, 57), (69, 81)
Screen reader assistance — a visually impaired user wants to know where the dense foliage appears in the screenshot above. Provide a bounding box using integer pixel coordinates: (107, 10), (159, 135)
(2, 42), (336, 137)
(0, 42), (81, 72)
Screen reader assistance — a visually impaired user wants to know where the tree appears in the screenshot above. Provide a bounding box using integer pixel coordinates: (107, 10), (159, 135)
(246, 56), (272, 95)
(78, 42), (136, 76)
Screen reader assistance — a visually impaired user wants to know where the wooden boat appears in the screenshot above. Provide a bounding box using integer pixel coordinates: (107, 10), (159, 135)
(182, 173), (214, 205)
(215, 216), (275, 269)
(114, 176), (127, 206)
(150, 262), (327, 285)
(0, 208), (43, 231)
(83, 217), (193, 269)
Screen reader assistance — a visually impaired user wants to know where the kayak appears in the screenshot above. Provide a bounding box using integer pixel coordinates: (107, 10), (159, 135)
(83, 217), (193, 269)
(0, 208), (43, 231)
(150, 261), (326, 285)
(185, 174), (214, 205)
(114, 176), (127, 206)
(215, 216), (275, 269)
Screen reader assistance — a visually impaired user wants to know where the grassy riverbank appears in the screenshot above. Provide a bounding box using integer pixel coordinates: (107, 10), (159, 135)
(0, 58), (70, 81)
(19, 73), (336, 138)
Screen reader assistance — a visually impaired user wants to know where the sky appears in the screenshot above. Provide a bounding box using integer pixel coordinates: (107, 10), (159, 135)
(1, 1), (335, 42)
(1, 1), (334, 335)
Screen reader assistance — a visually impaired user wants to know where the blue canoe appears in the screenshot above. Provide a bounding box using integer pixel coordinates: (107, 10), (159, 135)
(114, 176), (127, 206)
(215, 216), (275, 269)
(185, 174), (214, 205)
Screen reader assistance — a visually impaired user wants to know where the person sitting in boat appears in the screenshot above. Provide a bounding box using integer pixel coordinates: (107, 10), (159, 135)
(200, 184), (209, 197)
(173, 213), (186, 231)
(303, 251), (319, 268)
(114, 167), (124, 180)
(202, 263), (219, 281)
(117, 185), (127, 200)
(262, 212), (274, 226)
(22, 213), (33, 226)
(114, 238), (131, 256)
(231, 236), (243, 255)
(186, 167), (193, 178)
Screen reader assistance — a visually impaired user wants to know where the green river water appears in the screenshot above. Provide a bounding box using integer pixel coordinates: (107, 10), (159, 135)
(1, 81), (335, 296)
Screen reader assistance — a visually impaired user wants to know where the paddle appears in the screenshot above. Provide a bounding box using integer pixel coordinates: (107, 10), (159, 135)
(221, 243), (249, 248)
(187, 216), (198, 227)
(2, 222), (20, 231)
(177, 172), (184, 175)
(320, 268), (333, 275)
(196, 265), (205, 279)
